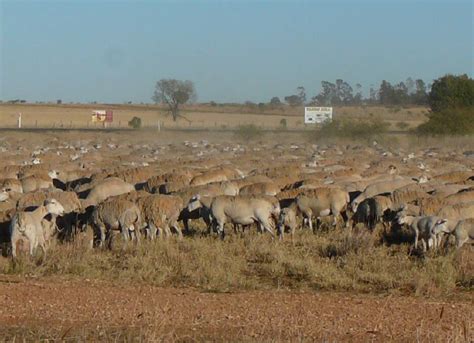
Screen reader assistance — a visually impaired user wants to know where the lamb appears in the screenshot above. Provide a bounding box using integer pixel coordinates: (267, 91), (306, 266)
(91, 199), (142, 248)
(137, 194), (184, 239)
(10, 199), (65, 258)
(432, 218), (474, 249)
(277, 207), (297, 240)
(396, 209), (447, 251)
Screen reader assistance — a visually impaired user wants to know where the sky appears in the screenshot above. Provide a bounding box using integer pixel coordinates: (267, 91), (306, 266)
(0, 0), (472, 104)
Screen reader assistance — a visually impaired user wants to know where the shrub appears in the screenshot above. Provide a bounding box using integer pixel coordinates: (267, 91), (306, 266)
(128, 116), (142, 129)
(279, 118), (287, 129)
(429, 74), (474, 112)
(315, 118), (389, 140)
(235, 124), (263, 140)
(396, 121), (410, 130)
(416, 107), (474, 135)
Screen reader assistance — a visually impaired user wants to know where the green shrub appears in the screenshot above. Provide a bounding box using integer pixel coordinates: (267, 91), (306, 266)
(235, 124), (263, 140)
(416, 107), (474, 135)
(315, 118), (389, 140)
(429, 74), (474, 112)
(128, 116), (142, 129)
(396, 121), (410, 130)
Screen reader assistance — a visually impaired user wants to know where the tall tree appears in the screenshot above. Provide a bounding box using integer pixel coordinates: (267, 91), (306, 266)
(152, 79), (196, 121)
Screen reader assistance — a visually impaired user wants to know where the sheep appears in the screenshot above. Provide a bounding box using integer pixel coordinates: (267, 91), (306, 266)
(91, 199), (142, 248)
(239, 182), (280, 196)
(0, 178), (23, 193)
(144, 172), (192, 193)
(20, 175), (54, 193)
(110, 166), (156, 185)
(189, 167), (242, 187)
(351, 178), (414, 212)
(204, 195), (280, 239)
(435, 201), (474, 232)
(389, 183), (431, 208)
(291, 187), (350, 230)
(81, 177), (135, 208)
(432, 170), (473, 184)
(396, 209), (447, 251)
(137, 195), (184, 239)
(16, 190), (83, 240)
(419, 190), (474, 216)
(277, 207), (297, 240)
(433, 218), (474, 249)
(10, 199), (65, 258)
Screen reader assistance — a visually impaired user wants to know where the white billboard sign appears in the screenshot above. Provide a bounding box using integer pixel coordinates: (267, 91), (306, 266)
(304, 107), (333, 124)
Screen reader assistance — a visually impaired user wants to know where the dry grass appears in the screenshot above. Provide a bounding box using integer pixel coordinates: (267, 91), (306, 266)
(2, 227), (471, 296)
(0, 103), (427, 130)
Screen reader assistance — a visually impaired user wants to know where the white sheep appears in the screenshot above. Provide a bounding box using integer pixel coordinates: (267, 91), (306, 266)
(396, 210), (447, 252)
(10, 199), (65, 258)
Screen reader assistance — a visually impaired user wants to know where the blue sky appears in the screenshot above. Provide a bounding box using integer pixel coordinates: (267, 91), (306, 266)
(0, 0), (472, 103)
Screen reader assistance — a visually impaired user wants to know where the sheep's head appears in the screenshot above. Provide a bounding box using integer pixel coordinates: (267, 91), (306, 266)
(187, 194), (202, 212)
(44, 198), (65, 216)
(432, 218), (449, 235)
(351, 200), (359, 213)
(48, 170), (59, 179)
(0, 188), (9, 202)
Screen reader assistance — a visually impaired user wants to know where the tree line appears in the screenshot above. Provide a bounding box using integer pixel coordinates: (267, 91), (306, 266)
(278, 77), (429, 107)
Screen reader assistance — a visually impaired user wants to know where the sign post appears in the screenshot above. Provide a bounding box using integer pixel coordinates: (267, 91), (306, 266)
(17, 113), (22, 128)
(304, 107), (333, 124)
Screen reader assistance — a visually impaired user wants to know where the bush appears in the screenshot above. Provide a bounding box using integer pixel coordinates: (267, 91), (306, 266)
(128, 116), (142, 129)
(416, 107), (474, 135)
(279, 118), (287, 129)
(235, 124), (263, 140)
(429, 74), (474, 112)
(396, 121), (410, 130)
(315, 118), (389, 140)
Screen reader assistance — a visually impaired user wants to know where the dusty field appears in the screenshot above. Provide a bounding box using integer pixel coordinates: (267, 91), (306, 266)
(1, 278), (472, 342)
(0, 130), (472, 341)
(0, 103), (428, 130)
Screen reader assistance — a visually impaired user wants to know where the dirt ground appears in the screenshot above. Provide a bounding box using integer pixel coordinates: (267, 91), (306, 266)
(0, 277), (471, 342)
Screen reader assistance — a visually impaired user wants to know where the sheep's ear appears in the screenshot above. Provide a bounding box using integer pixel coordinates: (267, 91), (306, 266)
(437, 219), (447, 225)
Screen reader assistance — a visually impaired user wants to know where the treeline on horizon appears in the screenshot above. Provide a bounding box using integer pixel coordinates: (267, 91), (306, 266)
(259, 77), (430, 108)
(0, 78), (429, 108)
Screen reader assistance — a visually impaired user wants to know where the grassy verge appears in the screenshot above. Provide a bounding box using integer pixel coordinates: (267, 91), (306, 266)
(2, 228), (471, 296)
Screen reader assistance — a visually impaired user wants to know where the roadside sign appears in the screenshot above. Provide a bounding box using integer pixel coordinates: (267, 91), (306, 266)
(304, 107), (333, 124)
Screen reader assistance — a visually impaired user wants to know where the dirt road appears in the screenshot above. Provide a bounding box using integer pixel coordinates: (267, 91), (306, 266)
(0, 278), (471, 341)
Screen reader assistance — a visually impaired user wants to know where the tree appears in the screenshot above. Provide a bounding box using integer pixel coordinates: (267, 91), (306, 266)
(379, 80), (395, 105)
(353, 83), (363, 105)
(428, 74), (474, 112)
(152, 79), (196, 121)
(269, 97), (282, 106)
(335, 79), (353, 104)
(297, 86), (306, 104)
(417, 74), (474, 135)
(412, 79), (428, 105)
(285, 87), (306, 106)
(284, 95), (303, 106)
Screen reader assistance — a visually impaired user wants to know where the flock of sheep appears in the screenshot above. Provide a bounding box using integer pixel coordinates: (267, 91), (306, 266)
(0, 137), (473, 258)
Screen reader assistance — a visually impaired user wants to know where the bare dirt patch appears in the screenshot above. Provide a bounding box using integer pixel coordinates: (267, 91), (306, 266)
(0, 278), (471, 341)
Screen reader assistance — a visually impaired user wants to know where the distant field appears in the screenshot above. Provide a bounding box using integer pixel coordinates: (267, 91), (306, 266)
(0, 103), (428, 130)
